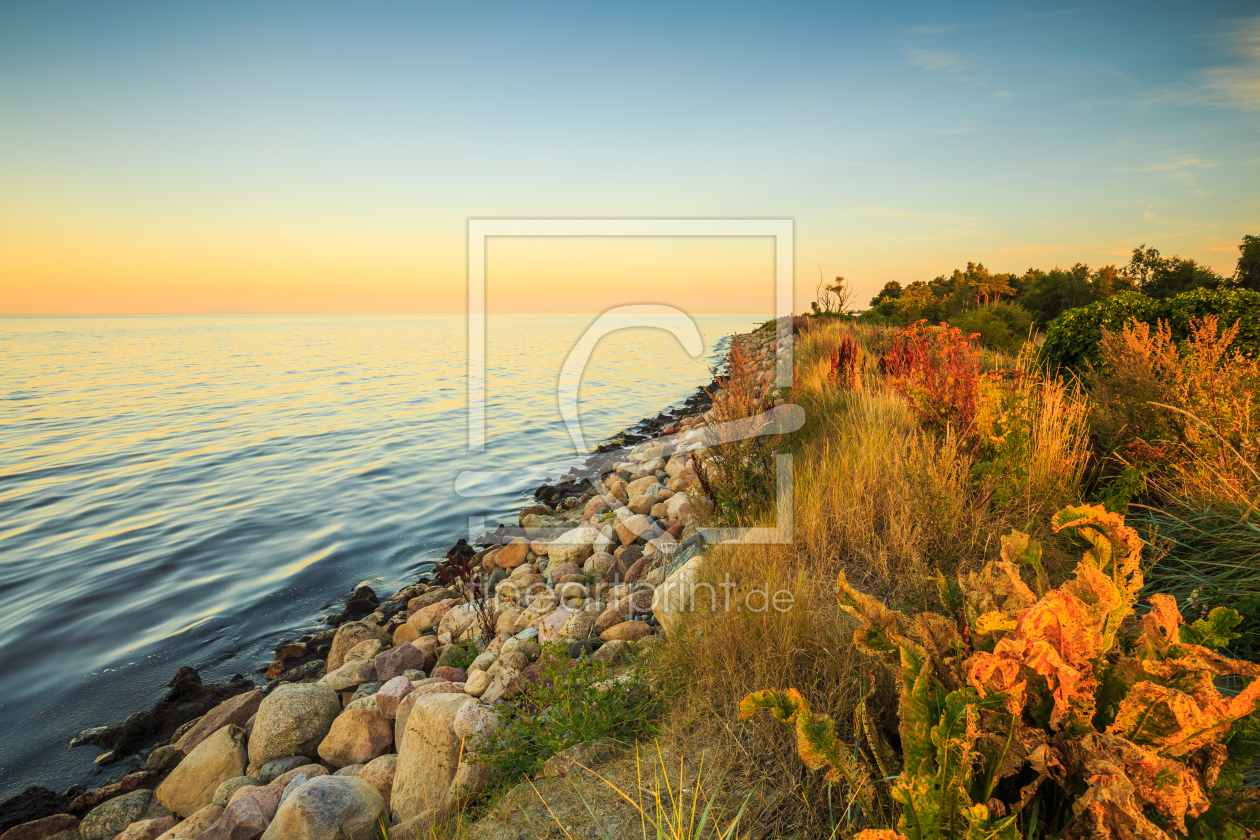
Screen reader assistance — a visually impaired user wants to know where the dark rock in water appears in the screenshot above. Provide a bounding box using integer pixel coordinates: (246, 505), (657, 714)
(446, 539), (475, 562)
(0, 786), (72, 833)
(375, 598), (405, 620)
(69, 667), (254, 760)
(327, 585), (379, 627)
(264, 659), (324, 693)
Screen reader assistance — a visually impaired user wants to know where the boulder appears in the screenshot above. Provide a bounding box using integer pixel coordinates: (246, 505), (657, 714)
(258, 756), (310, 784)
(211, 777), (260, 809)
(390, 693), (478, 824)
(431, 665), (467, 683)
(327, 621), (390, 672)
(463, 671), (490, 697)
(157, 725), (247, 817)
(0, 815), (78, 840)
(247, 683), (341, 770)
(261, 776), (385, 840)
(374, 642), (431, 682)
(317, 709), (393, 768)
(495, 537), (531, 569)
(197, 785), (282, 840)
(614, 514), (656, 546)
(343, 639), (383, 664)
(318, 659), (377, 691)
(480, 665), (524, 704)
(600, 621), (652, 642)
(546, 526), (600, 566)
(407, 601), (450, 633)
(436, 603), (477, 638)
(651, 553), (704, 634)
(373, 676), (414, 719)
(153, 804), (223, 840)
(356, 754), (397, 804)
(113, 816), (176, 840)
(174, 690), (263, 754)
(79, 790), (153, 840)
(269, 764), (328, 790)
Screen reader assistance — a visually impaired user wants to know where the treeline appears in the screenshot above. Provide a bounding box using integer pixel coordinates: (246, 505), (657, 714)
(856, 234), (1259, 352)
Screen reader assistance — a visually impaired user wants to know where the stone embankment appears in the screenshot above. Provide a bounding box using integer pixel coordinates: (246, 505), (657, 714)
(0, 325), (790, 840)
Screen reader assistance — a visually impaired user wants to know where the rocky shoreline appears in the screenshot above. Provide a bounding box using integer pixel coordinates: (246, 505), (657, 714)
(0, 324), (790, 840)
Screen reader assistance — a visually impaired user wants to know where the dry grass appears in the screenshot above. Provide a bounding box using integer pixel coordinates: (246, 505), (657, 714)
(459, 318), (1095, 839)
(1092, 315), (1260, 510)
(647, 319), (1094, 838)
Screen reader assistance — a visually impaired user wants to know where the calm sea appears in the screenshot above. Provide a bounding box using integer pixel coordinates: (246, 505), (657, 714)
(0, 313), (765, 799)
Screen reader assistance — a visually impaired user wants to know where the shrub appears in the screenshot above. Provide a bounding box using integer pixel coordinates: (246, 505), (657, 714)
(886, 321), (990, 446)
(698, 329), (788, 521)
(1090, 315), (1259, 507)
(473, 642), (658, 785)
(949, 303), (1034, 354)
(742, 505), (1260, 839)
(830, 334), (865, 390)
(1042, 288), (1260, 371)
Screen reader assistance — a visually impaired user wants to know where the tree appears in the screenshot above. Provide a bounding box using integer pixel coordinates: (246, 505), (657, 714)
(895, 281), (937, 320)
(1127, 244), (1224, 299)
(1234, 234), (1260, 292)
(869, 280), (903, 307)
(810, 269), (855, 315)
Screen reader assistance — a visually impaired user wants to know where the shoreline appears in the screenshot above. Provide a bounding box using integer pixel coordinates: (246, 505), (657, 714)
(0, 323), (788, 839)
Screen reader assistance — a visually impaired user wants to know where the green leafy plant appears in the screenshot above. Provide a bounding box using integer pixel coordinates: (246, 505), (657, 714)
(443, 639), (479, 669)
(742, 505), (1260, 839)
(473, 642), (659, 784)
(1042, 289), (1260, 372)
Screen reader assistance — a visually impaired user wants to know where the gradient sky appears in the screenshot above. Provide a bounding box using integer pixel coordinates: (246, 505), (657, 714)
(1, 1), (1257, 314)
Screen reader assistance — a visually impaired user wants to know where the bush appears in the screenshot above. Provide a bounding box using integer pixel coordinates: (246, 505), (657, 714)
(473, 643), (658, 785)
(742, 505), (1260, 839)
(886, 321), (989, 446)
(699, 328), (790, 521)
(949, 303), (1035, 354)
(1089, 315), (1259, 507)
(1041, 288), (1260, 371)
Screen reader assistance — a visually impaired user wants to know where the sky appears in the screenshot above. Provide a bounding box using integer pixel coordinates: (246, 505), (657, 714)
(1, 0), (1257, 314)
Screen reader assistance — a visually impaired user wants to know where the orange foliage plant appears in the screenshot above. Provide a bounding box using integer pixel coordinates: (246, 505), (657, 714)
(741, 505), (1260, 839)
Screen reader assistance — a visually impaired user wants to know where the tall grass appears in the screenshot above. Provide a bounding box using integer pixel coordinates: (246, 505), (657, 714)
(650, 318), (1093, 837)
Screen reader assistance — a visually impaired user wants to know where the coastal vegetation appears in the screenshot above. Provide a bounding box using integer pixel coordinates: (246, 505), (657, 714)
(9, 236), (1257, 840)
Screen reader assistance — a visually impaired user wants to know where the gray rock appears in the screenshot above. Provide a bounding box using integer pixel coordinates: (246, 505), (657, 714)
(248, 683), (342, 769)
(80, 790), (153, 840)
(261, 776), (386, 840)
(146, 744), (184, 772)
(260, 755), (311, 783)
(212, 775), (261, 808)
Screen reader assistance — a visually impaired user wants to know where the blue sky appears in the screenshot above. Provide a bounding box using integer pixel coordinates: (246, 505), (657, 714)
(1, 0), (1256, 312)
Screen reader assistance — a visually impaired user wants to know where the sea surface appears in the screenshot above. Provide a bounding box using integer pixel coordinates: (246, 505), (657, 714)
(0, 312), (765, 799)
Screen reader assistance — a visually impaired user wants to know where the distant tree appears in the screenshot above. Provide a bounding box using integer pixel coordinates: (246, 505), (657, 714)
(811, 269), (856, 315)
(1126, 244), (1224, 299)
(870, 280), (904, 307)
(1234, 234), (1260, 292)
(1020, 263), (1095, 325)
(895, 281), (937, 320)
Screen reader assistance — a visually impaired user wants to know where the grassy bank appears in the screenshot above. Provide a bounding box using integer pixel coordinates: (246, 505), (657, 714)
(443, 309), (1259, 839)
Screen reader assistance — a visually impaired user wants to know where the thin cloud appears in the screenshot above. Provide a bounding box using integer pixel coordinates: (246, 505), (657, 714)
(1138, 155), (1219, 172)
(1143, 204), (1156, 223)
(859, 208), (980, 223)
(907, 49), (965, 74)
(1202, 20), (1260, 110)
(936, 123), (981, 135)
(990, 90), (1013, 98)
